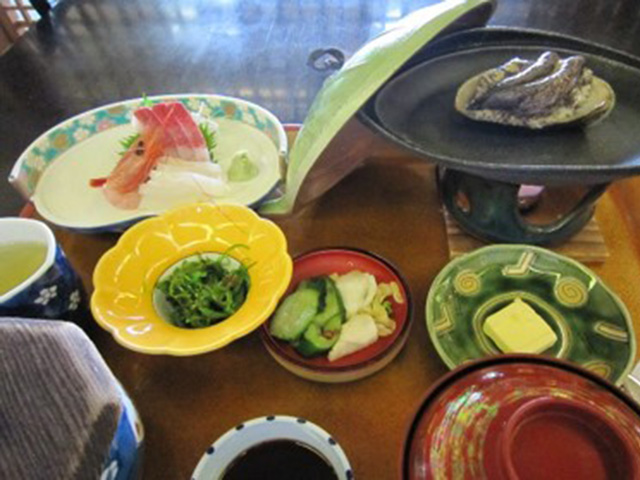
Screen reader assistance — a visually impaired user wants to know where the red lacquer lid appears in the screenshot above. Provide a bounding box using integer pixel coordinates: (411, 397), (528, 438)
(404, 355), (640, 480)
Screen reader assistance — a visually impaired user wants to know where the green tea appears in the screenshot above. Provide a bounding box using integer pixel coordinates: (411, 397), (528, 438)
(0, 242), (48, 296)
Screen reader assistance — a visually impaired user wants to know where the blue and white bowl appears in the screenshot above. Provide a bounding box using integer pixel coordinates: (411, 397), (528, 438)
(0, 218), (86, 323)
(100, 385), (145, 480)
(192, 415), (353, 479)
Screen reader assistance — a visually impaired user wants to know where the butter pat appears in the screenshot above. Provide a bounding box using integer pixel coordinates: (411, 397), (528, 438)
(483, 298), (557, 353)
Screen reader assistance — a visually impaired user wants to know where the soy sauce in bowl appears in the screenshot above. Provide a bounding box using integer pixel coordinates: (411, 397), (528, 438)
(222, 440), (339, 480)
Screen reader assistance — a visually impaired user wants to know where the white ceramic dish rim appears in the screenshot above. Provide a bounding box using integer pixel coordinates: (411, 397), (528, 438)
(8, 93), (288, 231)
(0, 218), (56, 303)
(191, 415), (353, 480)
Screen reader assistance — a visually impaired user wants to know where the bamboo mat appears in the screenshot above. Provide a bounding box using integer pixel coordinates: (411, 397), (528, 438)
(444, 210), (609, 264)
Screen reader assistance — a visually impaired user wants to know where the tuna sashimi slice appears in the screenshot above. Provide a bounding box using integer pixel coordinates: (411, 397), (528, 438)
(150, 102), (172, 120)
(133, 107), (180, 159)
(133, 102), (210, 162)
(154, 103), (196, 161)
(161, 102), (210, 162)
(132, 107), (162, 135)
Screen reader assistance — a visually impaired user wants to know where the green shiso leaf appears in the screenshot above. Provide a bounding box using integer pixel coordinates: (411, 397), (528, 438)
(118, 133), (140, 155)
(141, 93), (153, 107)
(199, 122), (217, 161)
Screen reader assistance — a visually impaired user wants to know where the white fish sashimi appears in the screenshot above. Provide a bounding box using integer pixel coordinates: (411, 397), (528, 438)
(156, 157), (224, 176)
(138, 157), (229, 210)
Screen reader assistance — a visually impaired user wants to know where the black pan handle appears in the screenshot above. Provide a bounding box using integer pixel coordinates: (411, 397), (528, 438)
(307, 48), (346, 72)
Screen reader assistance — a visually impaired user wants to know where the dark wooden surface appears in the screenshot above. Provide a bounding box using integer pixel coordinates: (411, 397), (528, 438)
(51, 137), (640, 480)
(3, 0), (640, 214)
(4, 1), (640, 479)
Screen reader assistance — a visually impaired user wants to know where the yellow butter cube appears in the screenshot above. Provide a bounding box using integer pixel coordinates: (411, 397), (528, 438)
(483, 298), (558, 354)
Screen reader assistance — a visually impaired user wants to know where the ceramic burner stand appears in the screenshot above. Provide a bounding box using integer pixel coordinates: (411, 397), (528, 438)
(438, 168), (609, 246)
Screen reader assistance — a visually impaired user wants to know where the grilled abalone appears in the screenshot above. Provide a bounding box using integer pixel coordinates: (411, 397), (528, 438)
(455, 51), (615, 129)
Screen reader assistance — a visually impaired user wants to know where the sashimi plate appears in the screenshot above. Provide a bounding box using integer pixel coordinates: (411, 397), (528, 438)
(9, 94), (287, 232)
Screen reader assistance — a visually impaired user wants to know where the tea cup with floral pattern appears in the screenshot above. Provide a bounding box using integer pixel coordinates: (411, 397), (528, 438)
(0, 218), (86, 324)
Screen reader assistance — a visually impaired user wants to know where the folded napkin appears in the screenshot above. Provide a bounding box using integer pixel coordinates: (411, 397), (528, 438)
(0, 318), (122, 479)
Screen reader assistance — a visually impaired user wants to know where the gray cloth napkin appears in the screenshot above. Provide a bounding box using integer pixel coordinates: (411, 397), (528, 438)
(0, 318), (122, 480)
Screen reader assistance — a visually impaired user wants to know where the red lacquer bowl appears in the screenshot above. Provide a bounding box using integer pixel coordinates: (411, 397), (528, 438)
(403, 355), (640, 480)
(260, 248), (412, 383)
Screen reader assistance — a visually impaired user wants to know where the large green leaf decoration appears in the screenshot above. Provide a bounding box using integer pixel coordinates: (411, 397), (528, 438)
(260, 0), (494, 215)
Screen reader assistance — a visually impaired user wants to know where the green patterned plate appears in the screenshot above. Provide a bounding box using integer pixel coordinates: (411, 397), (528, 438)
(9, 94), (286, 232)
(426, 245), (636, 385)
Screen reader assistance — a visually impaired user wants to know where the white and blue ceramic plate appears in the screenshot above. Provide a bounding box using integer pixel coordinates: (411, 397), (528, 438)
(9, 94), (287, 233)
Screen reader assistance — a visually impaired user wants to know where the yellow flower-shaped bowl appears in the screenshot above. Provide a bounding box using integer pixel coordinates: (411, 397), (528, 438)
(91, 203), (292, 356)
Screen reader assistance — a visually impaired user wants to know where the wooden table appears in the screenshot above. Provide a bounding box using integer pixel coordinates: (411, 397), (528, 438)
(4, 0), (640, 214)
(5, 1), (640, 479)
(49, 124), (640, 479)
